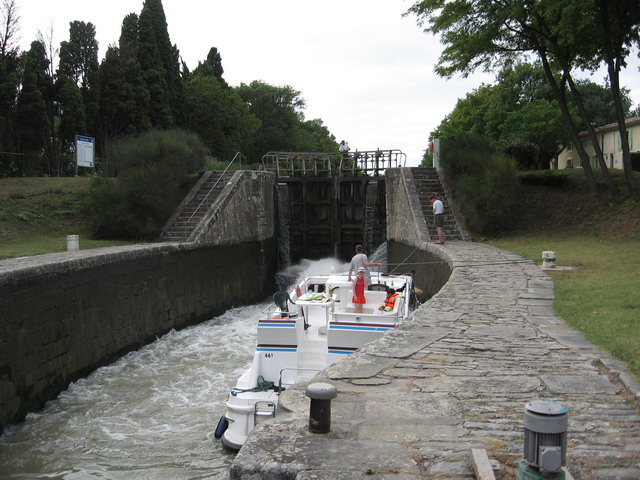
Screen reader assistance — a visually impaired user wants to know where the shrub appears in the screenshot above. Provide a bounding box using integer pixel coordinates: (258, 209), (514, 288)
(108, 129), (206, 177)
(440, 134), (496, 179)
(502, 139), (540, 170)
(519, 170), (569, 186)
(86, 129), (207, 240)
(85, 177), (136, 239)
(441, 135), (520, 235)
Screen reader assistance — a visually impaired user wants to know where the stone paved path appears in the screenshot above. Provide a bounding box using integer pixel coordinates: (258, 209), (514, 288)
(231, 241), (640, 480)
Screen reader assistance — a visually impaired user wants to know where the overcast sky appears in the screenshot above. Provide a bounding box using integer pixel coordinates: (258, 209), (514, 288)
(13, 0), (640, 167)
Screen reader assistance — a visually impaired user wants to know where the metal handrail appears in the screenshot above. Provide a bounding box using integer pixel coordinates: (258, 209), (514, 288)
(340, 149), (406, 176)
(261, 149), (406, 177)
(182, 152), (241, 239)
(261, 151), (338, 177)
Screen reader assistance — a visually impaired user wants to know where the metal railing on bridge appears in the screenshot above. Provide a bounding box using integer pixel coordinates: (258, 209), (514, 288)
(261, 149), (406, 177)
(262, 152), (336, 177)
(343, 149), (406, 176)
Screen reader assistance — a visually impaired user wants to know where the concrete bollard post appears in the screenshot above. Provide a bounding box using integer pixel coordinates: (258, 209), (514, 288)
(542, 251), (556, 268)
(305, 382), (338, 434)
(66, 235), (79, 252)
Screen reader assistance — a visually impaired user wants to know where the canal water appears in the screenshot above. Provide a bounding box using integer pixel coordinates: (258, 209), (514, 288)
(0, 258), (359, 480)
(0, 302), (262, 480)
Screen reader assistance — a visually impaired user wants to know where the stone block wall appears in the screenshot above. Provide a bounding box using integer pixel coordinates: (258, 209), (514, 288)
(386, 240), (451, 301)
(0, 240), (277, 433)
(385, 168), (452, 300)
(385, 168), (431, 248)
(194, 170), (275, 246)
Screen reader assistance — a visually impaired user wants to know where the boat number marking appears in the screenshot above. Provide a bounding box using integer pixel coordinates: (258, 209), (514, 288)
(264, 353), (273, 358)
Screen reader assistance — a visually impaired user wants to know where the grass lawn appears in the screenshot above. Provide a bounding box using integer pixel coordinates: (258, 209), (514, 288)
(1, 234), (134, 259)
(486, 235), (640, 380)
(0, 177), (135, 259)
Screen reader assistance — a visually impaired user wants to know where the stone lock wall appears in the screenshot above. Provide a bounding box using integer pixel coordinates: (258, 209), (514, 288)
(385, 168), (452, 299)
(0, 171), (278, 434)
(193, 170), (275, 246)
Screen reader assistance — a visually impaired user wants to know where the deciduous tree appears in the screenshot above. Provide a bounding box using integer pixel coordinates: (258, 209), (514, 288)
(589, 0), (640, 190)
(407, 0), (639, 192)
(235, 80), (306, 161)
(182, 75), (259, 161)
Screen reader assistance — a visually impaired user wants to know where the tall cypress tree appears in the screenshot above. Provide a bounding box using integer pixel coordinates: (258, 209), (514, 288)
(58, 21), (100, 136)
(190, 47), (227, 86)
(96, 46), (151, 170)
(95, 13), (152, 170)
(0, 50), (19, 175)
(119, 14), (151, 135)
(0, 0), (20, 176)
(16, 41), (51, 175)
(137, 0), (183, 128)
(57, 76), (86, 156)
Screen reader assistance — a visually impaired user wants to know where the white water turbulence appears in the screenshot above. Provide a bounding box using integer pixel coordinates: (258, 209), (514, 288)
(283, 247), (387, 284)
(0, 303), (266, 480)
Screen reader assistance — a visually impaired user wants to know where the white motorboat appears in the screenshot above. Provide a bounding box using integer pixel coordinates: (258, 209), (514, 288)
(215, 268), (414, 451)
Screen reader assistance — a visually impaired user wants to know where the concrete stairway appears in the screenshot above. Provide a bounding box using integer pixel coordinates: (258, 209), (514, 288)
(410, 167), (462, 241)
(160, 171), (233, 242)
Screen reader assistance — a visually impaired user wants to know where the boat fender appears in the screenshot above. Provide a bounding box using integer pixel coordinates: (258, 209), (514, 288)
(214, 415), (228, 439)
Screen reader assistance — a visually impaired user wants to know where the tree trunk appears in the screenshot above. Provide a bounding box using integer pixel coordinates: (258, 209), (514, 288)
(539, 53), (597, 193)
(606, 61), (637, 191)
(566, 74), (618, 194)
(598, 0), (638, 191)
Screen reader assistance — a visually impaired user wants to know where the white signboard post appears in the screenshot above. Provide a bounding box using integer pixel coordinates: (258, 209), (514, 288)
(75, 135), (95, 173)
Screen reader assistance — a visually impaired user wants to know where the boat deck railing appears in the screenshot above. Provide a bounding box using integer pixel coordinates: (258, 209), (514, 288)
(261, 302), (302, 321)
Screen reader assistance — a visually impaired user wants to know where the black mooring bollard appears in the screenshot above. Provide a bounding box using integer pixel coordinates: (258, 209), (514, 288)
(305, 382), (338, 434)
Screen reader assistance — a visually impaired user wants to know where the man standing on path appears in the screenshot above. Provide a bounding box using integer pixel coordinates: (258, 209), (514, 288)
(429, 195), (445, 244)
(347, 244), (382, 284)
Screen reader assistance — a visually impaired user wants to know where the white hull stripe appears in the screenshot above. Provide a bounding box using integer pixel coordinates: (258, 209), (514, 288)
(329, 325), (392, 332)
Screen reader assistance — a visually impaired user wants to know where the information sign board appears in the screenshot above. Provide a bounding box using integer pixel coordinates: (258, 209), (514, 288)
(76, 135), (95, 168)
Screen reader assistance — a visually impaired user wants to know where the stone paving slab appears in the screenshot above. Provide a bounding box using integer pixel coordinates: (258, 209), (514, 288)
(232, 242), (640, 480)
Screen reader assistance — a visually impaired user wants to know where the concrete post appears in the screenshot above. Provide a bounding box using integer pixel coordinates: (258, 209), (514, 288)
(542, 251), (556, 268)
(305, 383), (338, 434)
(66, 235), (79, 252)
(433, 138), (441, 171)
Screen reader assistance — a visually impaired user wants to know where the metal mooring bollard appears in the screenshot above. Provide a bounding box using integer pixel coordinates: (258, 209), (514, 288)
(305, 382), (337, 434)
(66, 235), (79, 252)
(542, 251), (556, 268)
